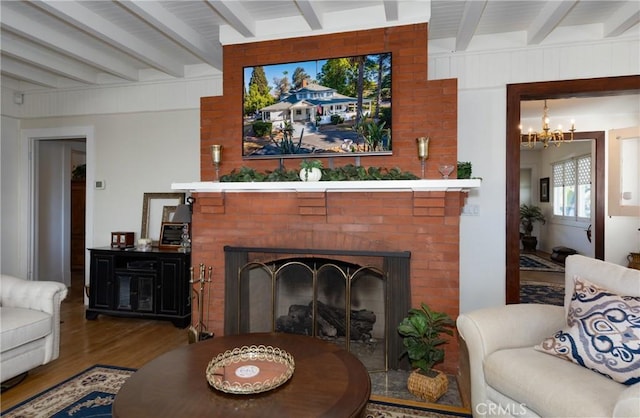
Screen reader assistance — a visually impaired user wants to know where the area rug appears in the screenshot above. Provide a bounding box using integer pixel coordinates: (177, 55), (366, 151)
(1, 365), (135, 418)
(366, 399), (471, 417)
(519, 254), (565, 273)
(520, 281), (565, 306)
(2, 365), (470, 418)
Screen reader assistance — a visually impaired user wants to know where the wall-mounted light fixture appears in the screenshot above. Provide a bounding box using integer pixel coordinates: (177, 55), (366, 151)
(416, 137), (429, 178)
(211, 145), (222, 181)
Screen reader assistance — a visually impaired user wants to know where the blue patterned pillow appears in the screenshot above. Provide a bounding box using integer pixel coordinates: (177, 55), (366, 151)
(535, 276), (640, 385)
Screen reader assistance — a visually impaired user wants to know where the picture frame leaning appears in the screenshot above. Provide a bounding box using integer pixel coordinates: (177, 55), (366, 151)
(140, 192), (186, 245)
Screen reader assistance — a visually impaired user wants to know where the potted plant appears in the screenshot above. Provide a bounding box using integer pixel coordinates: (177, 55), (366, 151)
(397, 302), (455, 402)
(520, 203), (546, 252)
(457, 161), (472, 179)
(299, 159), (323, 181)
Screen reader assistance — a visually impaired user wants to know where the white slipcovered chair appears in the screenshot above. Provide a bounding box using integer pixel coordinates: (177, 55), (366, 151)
(457, 255), (640, 417)
(1, 274), (68, 385)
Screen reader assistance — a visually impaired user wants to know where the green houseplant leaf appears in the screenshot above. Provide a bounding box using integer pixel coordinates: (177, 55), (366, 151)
(221, 164), (419, 182)
(398, 302), (455, 376)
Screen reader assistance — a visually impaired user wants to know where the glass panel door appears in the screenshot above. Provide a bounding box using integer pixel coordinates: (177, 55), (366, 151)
(116, 274), (132, 311)
(136, 275), (154, 312)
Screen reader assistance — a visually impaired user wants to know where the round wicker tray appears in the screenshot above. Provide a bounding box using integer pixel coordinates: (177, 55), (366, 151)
(206, 345), (295, 395)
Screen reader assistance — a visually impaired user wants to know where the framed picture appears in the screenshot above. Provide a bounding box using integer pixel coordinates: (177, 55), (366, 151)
(159, 222), (187, 250)
(540, 177), (550, 202)
(162, 205), (177, 222)
(140, 193), (185, 244)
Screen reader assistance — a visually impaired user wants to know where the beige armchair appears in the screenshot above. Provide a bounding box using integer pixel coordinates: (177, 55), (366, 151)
(1, 274), (68, 385)
(457, 255), (640, 417)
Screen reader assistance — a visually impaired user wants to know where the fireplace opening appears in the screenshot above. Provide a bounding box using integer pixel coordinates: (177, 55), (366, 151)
(224, 246), (411, 371)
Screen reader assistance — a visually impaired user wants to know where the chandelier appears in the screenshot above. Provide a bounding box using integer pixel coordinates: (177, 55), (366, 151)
(520, 100), (575, 148)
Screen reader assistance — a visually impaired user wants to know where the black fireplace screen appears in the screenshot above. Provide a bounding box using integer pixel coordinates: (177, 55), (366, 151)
(224, 246), (411, 371)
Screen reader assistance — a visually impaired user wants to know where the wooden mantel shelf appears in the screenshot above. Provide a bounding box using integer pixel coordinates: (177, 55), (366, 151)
(171, 179), (481, 193)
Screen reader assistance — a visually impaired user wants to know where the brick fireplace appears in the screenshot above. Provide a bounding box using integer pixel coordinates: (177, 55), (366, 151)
(189, 23), (466, 374)
(223, 246), (412, 371)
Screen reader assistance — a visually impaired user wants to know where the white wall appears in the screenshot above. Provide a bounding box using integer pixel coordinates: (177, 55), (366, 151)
(1, 110), (201, 284)
(1, 116), (28, 278)
(519, 112), (640, 263)
(458, 88), (507, 310)
(20, 110), (202, 244)
(525, 141), (593, 256)
(431, 34), (639, 313)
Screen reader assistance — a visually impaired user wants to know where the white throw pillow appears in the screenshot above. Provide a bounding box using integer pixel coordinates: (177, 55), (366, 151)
(535, 276), (640, 385)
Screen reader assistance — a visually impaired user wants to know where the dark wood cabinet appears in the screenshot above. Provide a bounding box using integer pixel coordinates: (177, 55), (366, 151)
(86, 248), (191, 327)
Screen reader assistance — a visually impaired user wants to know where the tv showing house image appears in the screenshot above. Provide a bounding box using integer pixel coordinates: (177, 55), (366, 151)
(242, 53), (392, 158)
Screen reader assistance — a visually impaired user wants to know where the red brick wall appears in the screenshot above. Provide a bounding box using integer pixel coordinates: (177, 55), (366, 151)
(196, 24), (462, 373)
(200, 23), (457, 180)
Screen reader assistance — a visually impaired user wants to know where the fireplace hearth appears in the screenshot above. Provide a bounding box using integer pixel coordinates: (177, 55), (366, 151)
(224, 246), (411, 371)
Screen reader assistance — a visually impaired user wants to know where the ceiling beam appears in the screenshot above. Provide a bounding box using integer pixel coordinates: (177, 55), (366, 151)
(527, 0), (577, 45)
(0, 6), (139, 81)
(29, 0), (184, 77)
(603, 1), (640, 38)
(295, 0), (323, 30)
(455, 0), (487, 51)
(2, 37), (98, 84)
(206, 0), (255, 38)
(383, 0), (399, 21)
(0, 58), (60, 88)
(118, 1), (222, 70)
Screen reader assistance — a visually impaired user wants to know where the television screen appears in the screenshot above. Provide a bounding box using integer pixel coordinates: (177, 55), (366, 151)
(242, 53), (392, 159)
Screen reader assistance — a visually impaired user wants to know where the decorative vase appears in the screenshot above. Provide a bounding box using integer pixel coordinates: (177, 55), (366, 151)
(299, 167), (322, 182)
(407, 369), (449, 402)
(628, 252), (640, 270)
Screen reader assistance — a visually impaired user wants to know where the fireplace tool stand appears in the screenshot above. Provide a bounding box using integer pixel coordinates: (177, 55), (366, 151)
(187, 263), (214, 343)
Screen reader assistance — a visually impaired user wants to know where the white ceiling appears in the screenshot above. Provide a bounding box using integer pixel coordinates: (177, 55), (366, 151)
(1, 0), (638, 93)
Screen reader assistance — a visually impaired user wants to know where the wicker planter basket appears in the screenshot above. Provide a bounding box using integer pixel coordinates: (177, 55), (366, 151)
(407, 369), (449, 402)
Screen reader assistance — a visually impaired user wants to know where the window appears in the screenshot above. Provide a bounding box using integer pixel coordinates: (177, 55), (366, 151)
(552, 155), (591, 220)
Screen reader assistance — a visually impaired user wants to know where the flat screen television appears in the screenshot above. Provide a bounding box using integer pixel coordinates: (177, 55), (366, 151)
(242, 52), (392, 159)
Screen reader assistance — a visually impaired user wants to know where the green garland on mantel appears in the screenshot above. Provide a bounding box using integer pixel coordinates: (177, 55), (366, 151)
(220, 164), (419, 182)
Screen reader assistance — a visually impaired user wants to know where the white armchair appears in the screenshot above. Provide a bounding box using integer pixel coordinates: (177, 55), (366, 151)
(1, 274), (68, 384)
(457, 255), (640, 417)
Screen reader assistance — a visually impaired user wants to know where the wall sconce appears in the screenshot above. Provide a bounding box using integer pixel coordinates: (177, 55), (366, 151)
(211, 145), (222, 181)
(416, 137), (429, 178)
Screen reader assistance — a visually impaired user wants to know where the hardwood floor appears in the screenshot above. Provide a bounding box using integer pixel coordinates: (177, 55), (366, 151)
(519, 250), (565, 286)
(520, 269), (564, 285)
(1, 273), (189, 410)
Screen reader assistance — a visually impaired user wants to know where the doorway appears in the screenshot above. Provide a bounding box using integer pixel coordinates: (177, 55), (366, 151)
(505, 75), (640, 303)
(33, 139), (85, 286)
(25, 126), (94, 296)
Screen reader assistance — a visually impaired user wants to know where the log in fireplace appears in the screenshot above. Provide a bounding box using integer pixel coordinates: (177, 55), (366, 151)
(223, 246), (411, 371)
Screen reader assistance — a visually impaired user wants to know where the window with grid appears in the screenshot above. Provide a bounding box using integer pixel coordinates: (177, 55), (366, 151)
(552, 155), (591, 220)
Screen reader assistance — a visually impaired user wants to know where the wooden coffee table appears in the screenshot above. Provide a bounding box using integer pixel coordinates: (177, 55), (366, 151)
(113, 332), (371, 417)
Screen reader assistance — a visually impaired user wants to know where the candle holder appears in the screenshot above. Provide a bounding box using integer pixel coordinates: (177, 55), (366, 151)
(211, 145), (222, 181)
(416, 137), (430, 179)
